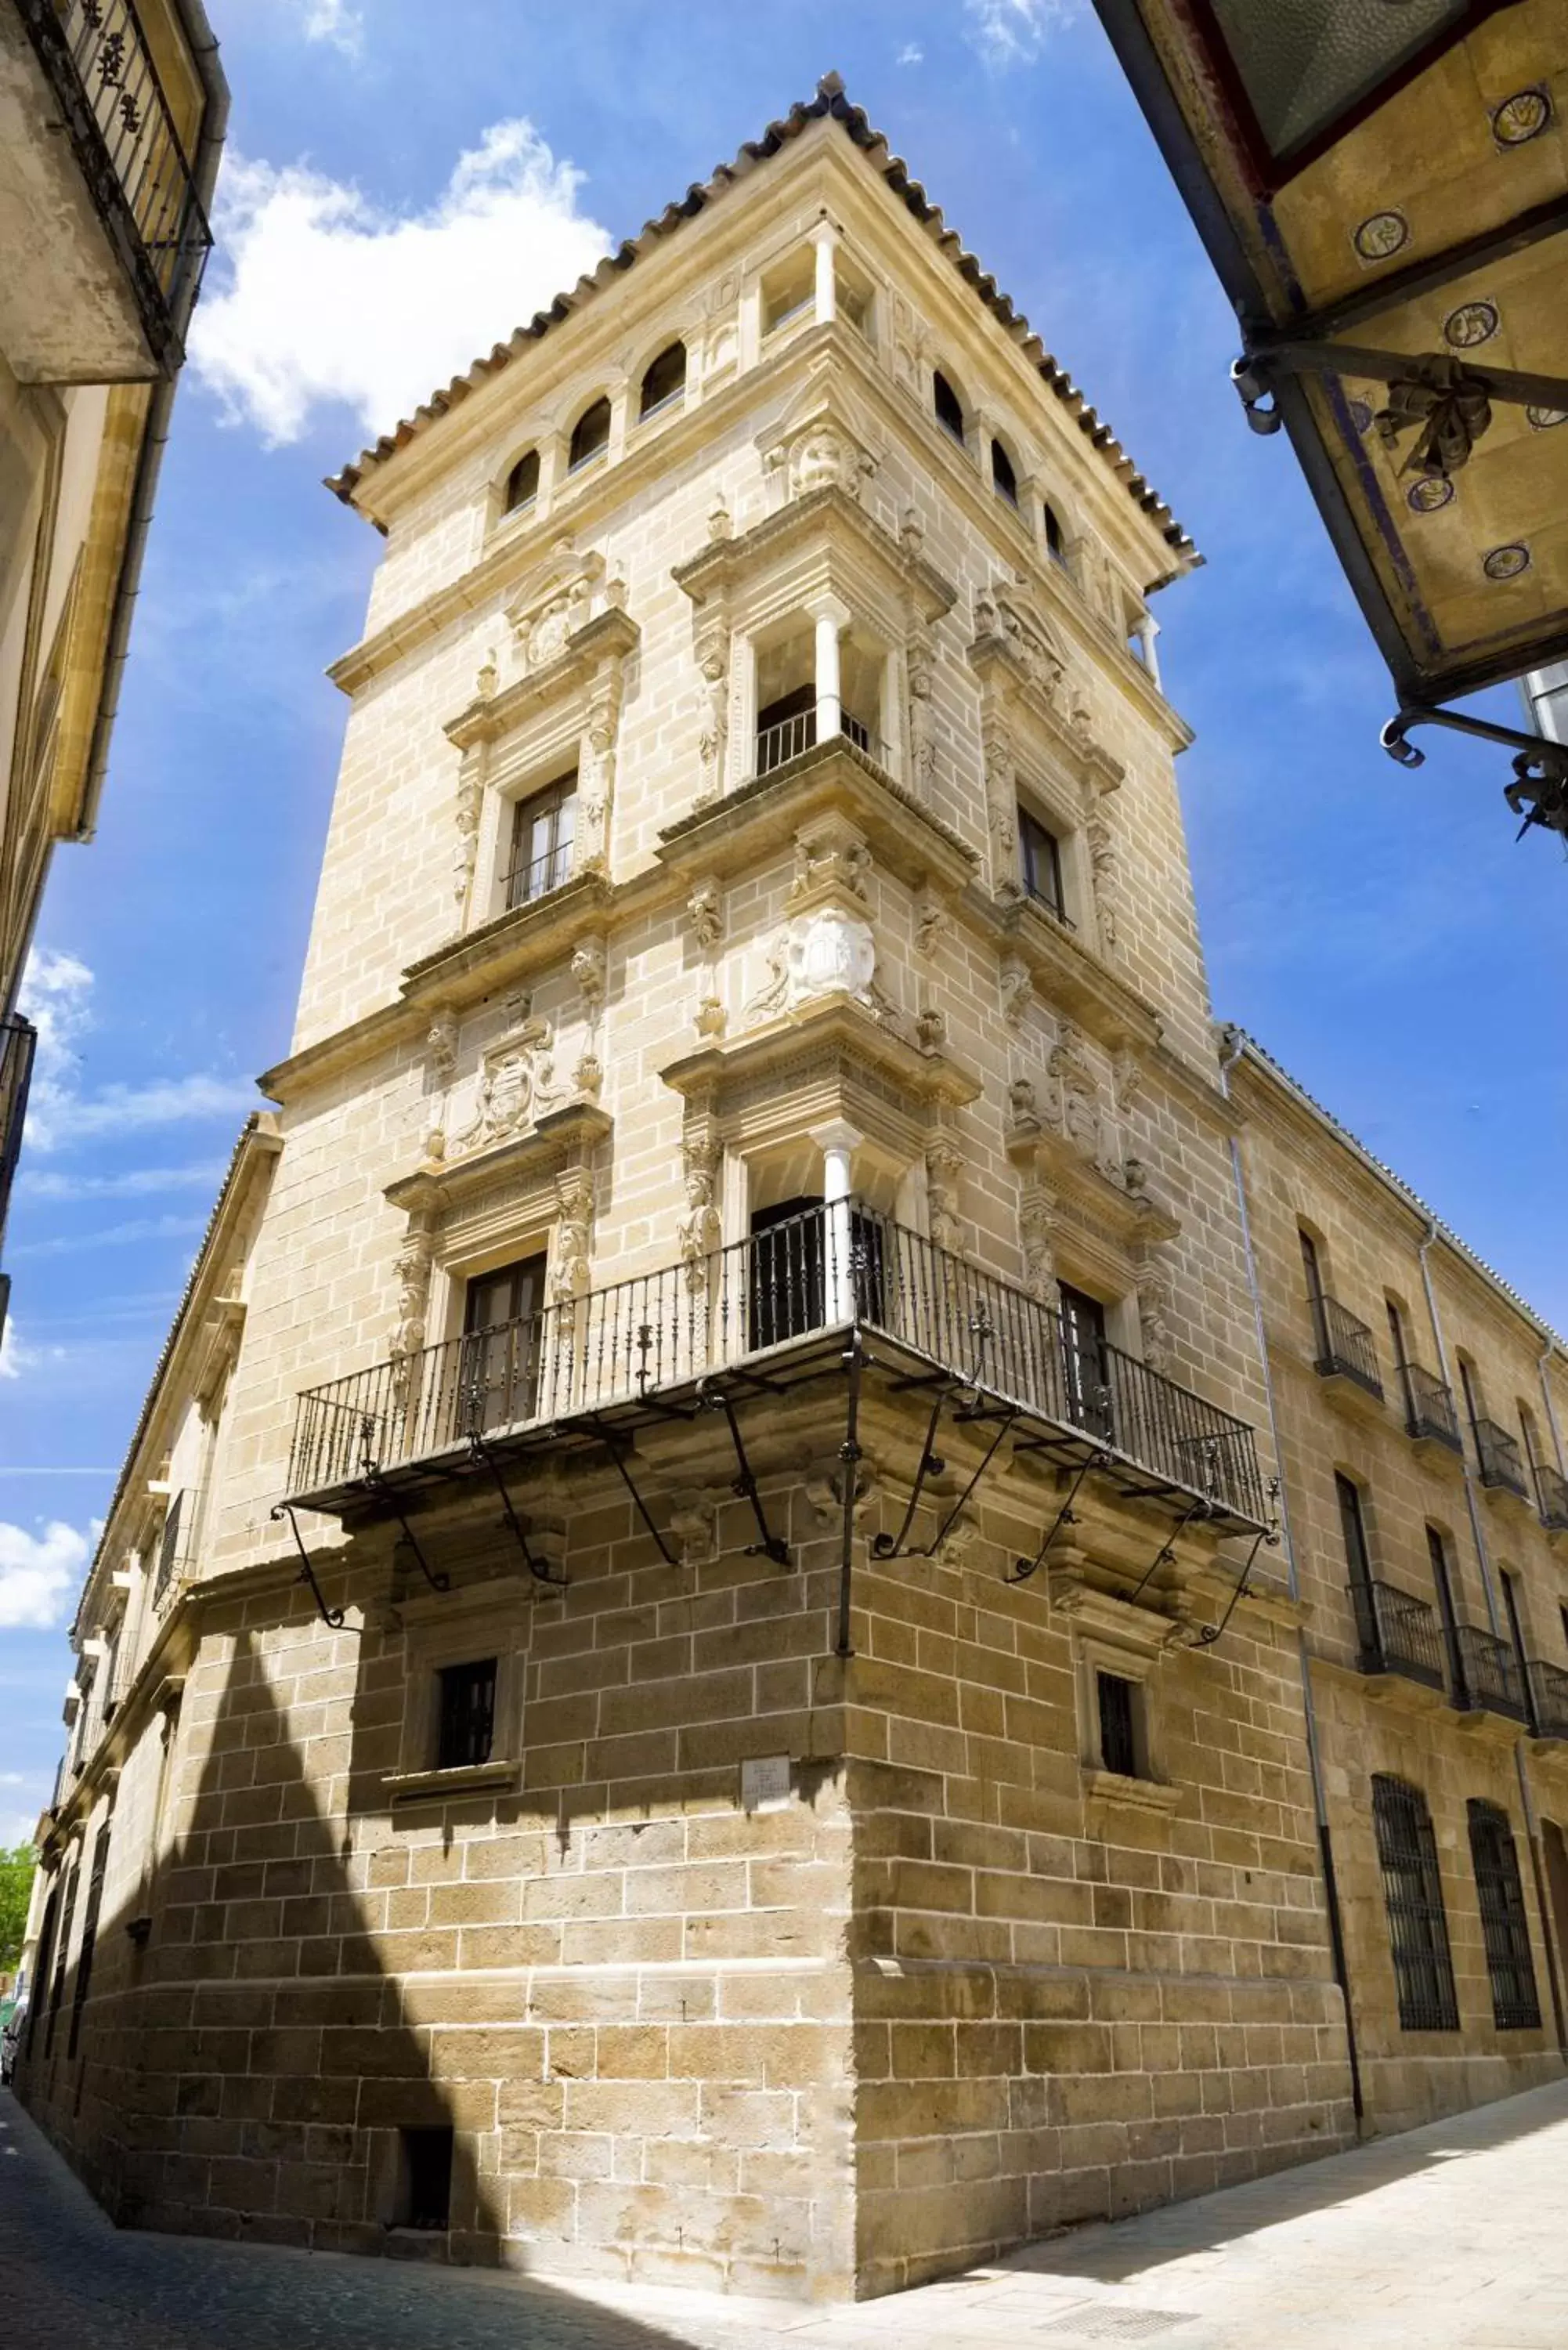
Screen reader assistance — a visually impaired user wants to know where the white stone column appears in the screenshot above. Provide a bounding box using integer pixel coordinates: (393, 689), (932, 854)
(811, 1119), (862, 1326)
(810, 595), (851, 745)
(812, 222), (839, 326)
(1132, 611), (1162, 687)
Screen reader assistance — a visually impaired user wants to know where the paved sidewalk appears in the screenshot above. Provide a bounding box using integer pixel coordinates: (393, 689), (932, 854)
(5, 2080), (1568, 2348)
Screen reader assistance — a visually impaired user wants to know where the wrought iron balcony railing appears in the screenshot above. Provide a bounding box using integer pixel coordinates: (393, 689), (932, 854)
(753, 709), (877, 777)
(150, 1488), (193, 1609)
(17, 0), (213, 374)
(1472, 1419), (1530, 1499)
(1310, 1294), (1383, 1398)
(1352, 1578), (1447, 1693)
(286, 1202), (1267, 1531)
(1529, 1661), (1568, 1741)
(1454, 1624), (1531, 1724)
(1400, 1361), (1463, 1452)
(1535, 1464), (1568, 1533)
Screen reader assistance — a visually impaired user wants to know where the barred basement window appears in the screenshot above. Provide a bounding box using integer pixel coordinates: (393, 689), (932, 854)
(1097, 1671), (1140, 1779)
(435, 1658), (497, 1771)
(1467, 1799), (1541, 2030)
(1371, 1774), (1458, 2031)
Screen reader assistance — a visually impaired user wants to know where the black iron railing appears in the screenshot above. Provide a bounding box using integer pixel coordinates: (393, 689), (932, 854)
(1473, 1418), (1530, 1499)
(17, 0), (212, 372)
(504, 841), (574, 910)
(287, 1201), (1266, 1526)
(151, 1488), (191, 1607)
(753, 709), (876, 777)
(1310, 1294), (1383, 1397)
(1454, 1623), (1531, 1723)
(1535, 1464), (1568, 1532)
(1352, 1579), (1448, 1692)
(1529, 1660), (1568, 1741)
(1400, 1361), (1462, 1451)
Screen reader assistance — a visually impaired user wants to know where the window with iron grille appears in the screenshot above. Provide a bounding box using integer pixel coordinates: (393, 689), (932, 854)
(1466, 1800), (1541, 2030)
(435, 1659), (497, 1772)
(1371, 1775), (1458, 2030)
(1097, 1671), (1140, 1779)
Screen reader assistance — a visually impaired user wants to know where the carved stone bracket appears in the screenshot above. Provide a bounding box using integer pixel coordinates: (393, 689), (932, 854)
(552, 1165), (594, 1304)
(967, 578), (1125, 801)
(926, 1134), (964, 1255)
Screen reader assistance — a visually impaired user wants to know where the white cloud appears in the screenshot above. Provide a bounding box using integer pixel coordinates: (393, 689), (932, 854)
(20, 1159), (228, 1201)
(965, 0), (1082, 64)
(0, 1321), (66, 1382)
(18, 950), (255, 1152)
(898, 43), (924, 64)
(0, 1521), (88, 1630)
(190, 118), (611, 447)
(296, 0), (361, 51)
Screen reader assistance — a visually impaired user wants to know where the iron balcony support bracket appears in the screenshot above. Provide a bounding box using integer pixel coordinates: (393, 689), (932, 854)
(837, 1334), (865, 1659)
(918, 1405), (1019, 1561)
(590, 1420), (680, 1571)
(1233, 340), (1568, 439)
(1128, 1493), (1212, 1605)
(1187, 1487), (1283, 1651)
(1382, 705), (1568, 840)
(468, 1434), (566, 1589)
(362, 1468), (449, 1593)
(270, 1502), (348, 1631)
(1008, 1450), (1111, 1585)
(871, 1386), (949, 1562)
(699, 1383), (790, 1567)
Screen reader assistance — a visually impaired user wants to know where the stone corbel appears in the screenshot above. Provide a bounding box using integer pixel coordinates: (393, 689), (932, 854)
(999, 951), (1034, 1032)
(914, 884), (950, 960)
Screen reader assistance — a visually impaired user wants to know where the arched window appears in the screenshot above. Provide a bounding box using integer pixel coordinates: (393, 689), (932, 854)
(1371, 1775), (1458, 2030)
(1467, 1800), (1541, 2029)
(567, 396), (612, 473)
(503, 448), (539, 515)
(932, 369), (966, 445)
(991, 438), (1019, 507)
(639, 342), (687, 420)
(1044, 501), (1068, 567)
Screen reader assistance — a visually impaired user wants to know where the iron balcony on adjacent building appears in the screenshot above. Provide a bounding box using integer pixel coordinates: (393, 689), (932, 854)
(1535, 1464), (1568, 1535)
(1528, 1660), (1568, 1744)
(1310, 1294), (1383, 1401)
(1453, 1624), (1533, 1728)
(10, 0), (213, 378)
(1473, 1418), (1531, 1500)
(1400, 1361), (1463, 1453)
(1352, 1578), (1447, 1695)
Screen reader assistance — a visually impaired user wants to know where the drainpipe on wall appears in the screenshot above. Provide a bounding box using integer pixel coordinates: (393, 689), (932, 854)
(1418, 1220), (1567, 2054)
(1537, 1339), (1568, 1480)
(1216, 1028), (1364, 2126)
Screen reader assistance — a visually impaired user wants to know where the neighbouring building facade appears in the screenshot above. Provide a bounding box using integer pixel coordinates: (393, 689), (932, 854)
(15, 78), (1568, 2304)
(0, 0), (227, 1327)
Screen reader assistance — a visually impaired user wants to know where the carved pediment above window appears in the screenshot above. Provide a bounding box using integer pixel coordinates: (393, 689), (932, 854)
(671, 477), (956, 633)
(445, 552), (637, 754)
(969, 580), (1125, 797)
(757, 374), (880, 508)
(1006, 1028), (1179, 1256)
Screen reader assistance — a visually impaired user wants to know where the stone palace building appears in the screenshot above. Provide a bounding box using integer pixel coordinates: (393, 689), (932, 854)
(16, 75), (1568, 2304)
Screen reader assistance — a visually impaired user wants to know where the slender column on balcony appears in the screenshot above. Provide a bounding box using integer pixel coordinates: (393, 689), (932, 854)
(811, 1120), (862, 1326)
(811, 220), (839, 326)
(810, 595), (851, 745)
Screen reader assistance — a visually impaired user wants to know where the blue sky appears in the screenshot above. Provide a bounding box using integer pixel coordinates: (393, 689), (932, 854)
(2, 0), (1563, 1840)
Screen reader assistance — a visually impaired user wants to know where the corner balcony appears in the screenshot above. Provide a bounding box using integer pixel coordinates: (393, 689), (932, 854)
(1352, 1579), (1447, 1694)
(3, 0), (211, 378)
(1400, 1361), (1464, 1453)
(1536, 1464), (1568, 1535)
(1310, 1294), (1383, 1401)
(284, 1204), (1268, 1547)
(1473, 1418), (1530, 1501)
(1454, 1624), (1531, 1726)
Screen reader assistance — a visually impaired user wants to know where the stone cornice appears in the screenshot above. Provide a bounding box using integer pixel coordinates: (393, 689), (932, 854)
(656, 736), (977, 895)
(990, 891), (1158, 1051)
(672, 479), (956, 625)
(660, 997), (982, 1116)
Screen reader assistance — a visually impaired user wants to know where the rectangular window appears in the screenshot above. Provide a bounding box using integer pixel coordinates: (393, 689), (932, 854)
(460, 1254), (546, 1434)
(1335, 1473), (1372, 1591)
(1097, 1671), (1140, 1778)
(1059, 1282), (1112, 1442)
(1467, 1801), (1541, 2030)
(505, 773), (576, 909)
(396, 2125), (454, 2231)
(435, 1659), (497, 1772)
(1371, 1774), (1459, 2030)
(1018, 806), (1065, 920)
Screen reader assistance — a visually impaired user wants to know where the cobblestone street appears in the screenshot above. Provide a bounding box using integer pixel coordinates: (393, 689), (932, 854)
(7, 2079), (1568, 2348)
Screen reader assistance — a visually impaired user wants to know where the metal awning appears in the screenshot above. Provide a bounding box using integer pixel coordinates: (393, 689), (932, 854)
(1092, 0), (1568, 830)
